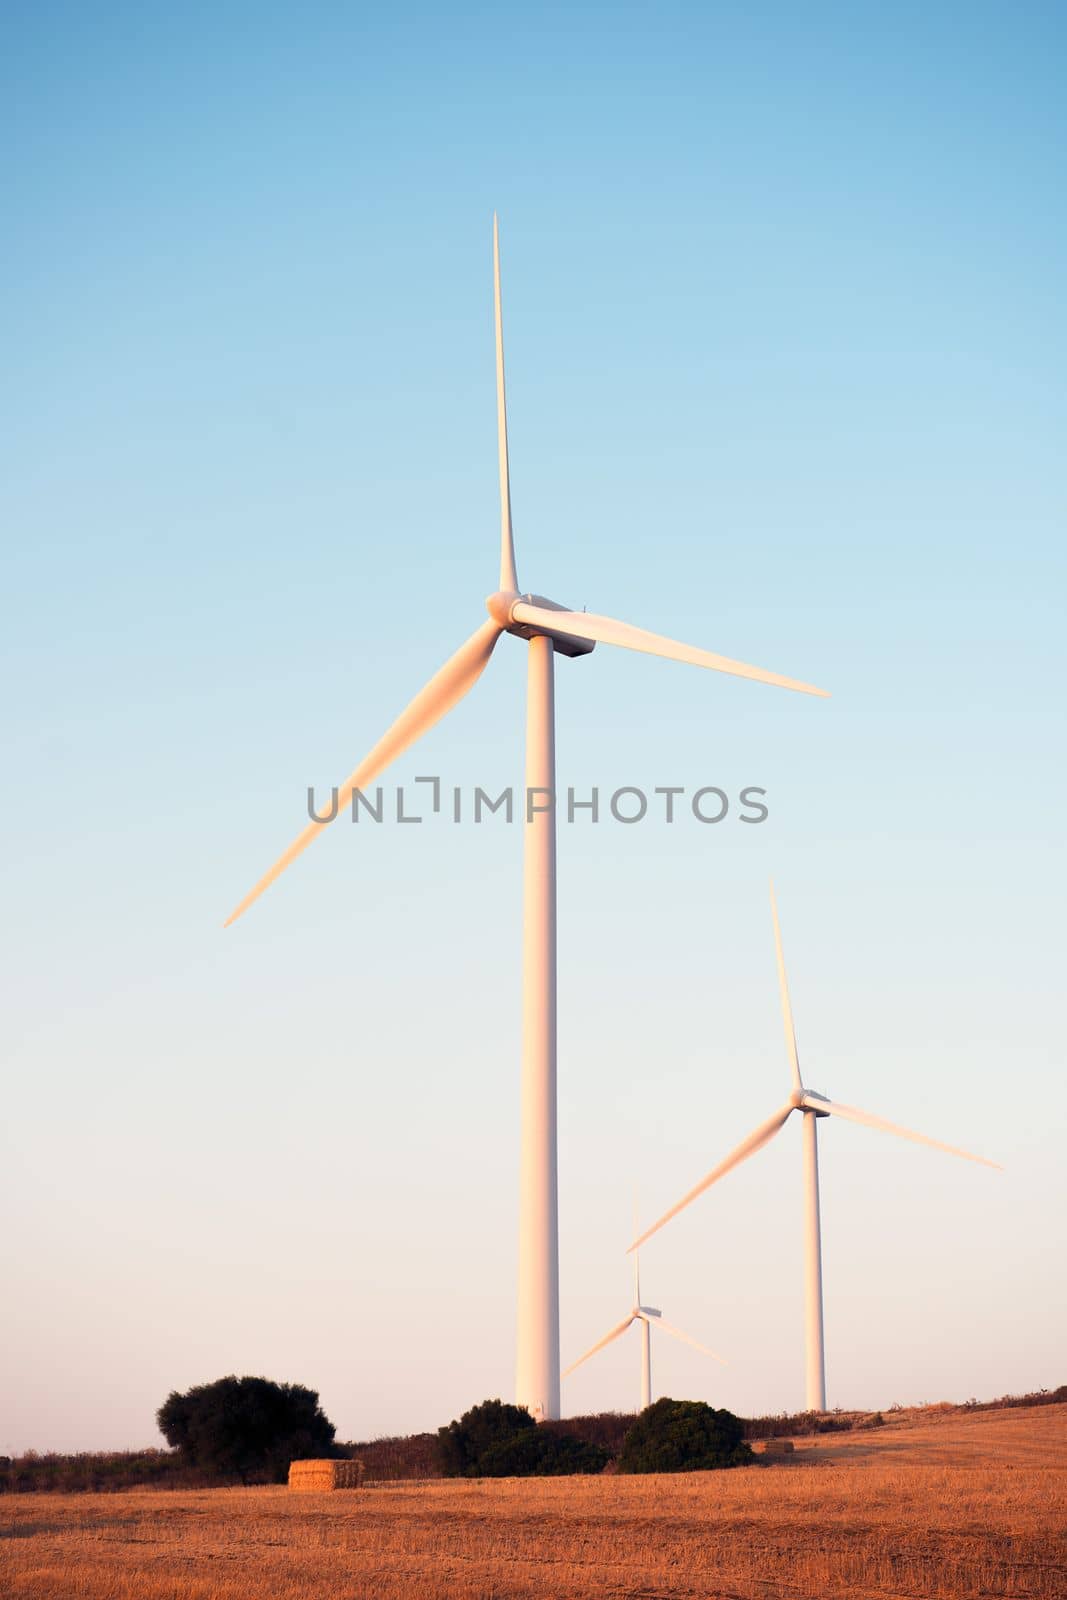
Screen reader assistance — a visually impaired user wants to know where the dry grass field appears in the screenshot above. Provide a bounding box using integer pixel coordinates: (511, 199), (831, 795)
(2, 1403), (1064, 1600)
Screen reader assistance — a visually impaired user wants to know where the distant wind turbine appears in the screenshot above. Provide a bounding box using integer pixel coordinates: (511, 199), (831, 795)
(630, 881), (1000, 1412)
(564, 1249), (725, 1411)
(225, 220), (828, 1422)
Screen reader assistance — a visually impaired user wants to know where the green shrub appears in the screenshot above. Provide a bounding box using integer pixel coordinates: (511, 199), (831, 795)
(435, 1399), (536, 1476)
(435, 1398), (609, 1477)
(618, 1397), (753, 1474)
(478, 1429), (609, 1477)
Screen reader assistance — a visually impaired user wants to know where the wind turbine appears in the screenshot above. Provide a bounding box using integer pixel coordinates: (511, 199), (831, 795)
(630, 881), (1001, 1412)
(564, 1250), (725, 1411)
(224, 219), (829, 1421)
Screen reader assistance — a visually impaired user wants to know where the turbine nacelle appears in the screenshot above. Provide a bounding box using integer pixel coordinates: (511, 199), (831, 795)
(485, 590), (596, 658)
(635, 1305), (661, 1319)
(801, 1089), (831, 1118)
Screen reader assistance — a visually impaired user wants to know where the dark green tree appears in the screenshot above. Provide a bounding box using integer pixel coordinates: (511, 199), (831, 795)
(617, 1397), (752, 1474)
(435, 1399), (608, 1477)
(478, 1429), (609, 1477)
(435, 1398), (535, 1477)
(157, 1375), (338, 1483)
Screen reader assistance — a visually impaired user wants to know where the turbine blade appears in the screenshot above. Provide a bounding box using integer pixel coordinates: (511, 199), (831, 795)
(810, 1095), (1002, 1170)
(655, 1316), (728, 1364)
(770, 880), (803, 1093)
(224, 619), (503, 926)
(632, 1188), (641, 1307)
(509, 602), (828, 697)
(562, 1315), (636, 1378)
(629, 1102), (795, 1252)
(493, 215), (518, 592)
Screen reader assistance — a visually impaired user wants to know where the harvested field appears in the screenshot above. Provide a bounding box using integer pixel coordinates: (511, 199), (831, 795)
(1, 1403), (1064, 1599)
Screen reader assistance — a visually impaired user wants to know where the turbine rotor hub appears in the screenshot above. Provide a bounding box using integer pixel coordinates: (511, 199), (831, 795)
(485, 588), (520, 627)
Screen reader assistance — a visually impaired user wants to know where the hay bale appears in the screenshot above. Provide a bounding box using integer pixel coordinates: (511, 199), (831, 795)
(288, 1458), (365, 1491)
(755, 1439), (795, 1457)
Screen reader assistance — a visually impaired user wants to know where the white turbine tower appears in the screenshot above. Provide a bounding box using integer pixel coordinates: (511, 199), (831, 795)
(224, 221), (829, 1422)
(564, 1251), (725, 1411)
(631, 881), (1001, 1412)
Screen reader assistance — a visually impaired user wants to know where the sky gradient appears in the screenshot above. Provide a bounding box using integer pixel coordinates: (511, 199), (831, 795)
(2, 2), (1065, 1450)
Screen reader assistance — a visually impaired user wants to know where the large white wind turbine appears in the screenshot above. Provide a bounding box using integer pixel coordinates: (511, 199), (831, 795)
(225, 220), (828, 1421)
(630, 881), (1001, 1412)
(564, 1251), (725, 1412)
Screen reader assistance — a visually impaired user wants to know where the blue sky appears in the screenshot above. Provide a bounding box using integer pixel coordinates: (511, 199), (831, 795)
(2, 2), (1065, 1449)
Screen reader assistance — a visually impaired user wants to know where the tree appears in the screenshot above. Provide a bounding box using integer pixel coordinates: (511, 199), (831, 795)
(435, 1398), (608, 1477)
(157, 1375), (338, 1483)
(617, 1397), (752, 1474)
(435, 1399), (535, 1477)
(478, 1429), (609, 1477)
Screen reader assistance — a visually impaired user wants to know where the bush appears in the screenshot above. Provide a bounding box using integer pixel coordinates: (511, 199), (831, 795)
(157, 1375), (338, 1484)
(435, 1399), (536, 1477)
(435, 1398), (610, 1478)
(618, 1398), (753, 1474)
(543, 1412), (635, 1455)
(478, 1430), (609, 1477)
(339, 1432), (440, 1481)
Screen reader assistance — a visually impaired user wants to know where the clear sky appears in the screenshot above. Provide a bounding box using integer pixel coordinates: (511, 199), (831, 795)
(2, 2), (1064, 1451)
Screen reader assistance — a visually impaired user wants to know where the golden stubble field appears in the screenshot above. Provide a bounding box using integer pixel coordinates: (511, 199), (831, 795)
(2, 1404), (1064, 1600)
